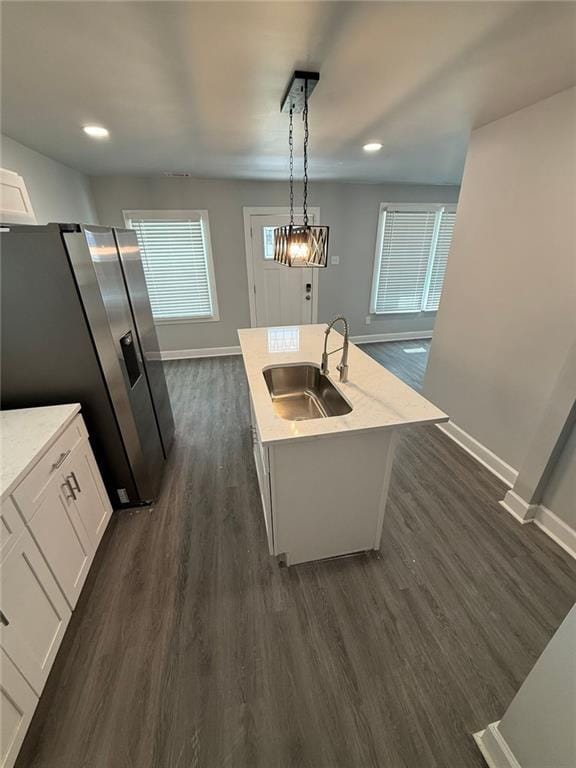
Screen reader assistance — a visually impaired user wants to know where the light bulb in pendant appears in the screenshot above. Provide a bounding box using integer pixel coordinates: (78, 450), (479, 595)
(289, 241), (310, 263)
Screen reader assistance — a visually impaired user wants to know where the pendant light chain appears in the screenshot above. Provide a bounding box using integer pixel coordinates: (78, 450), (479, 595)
(289, 106), (294, 226)
(302, 80), (309, 227)
(274, 71), (328, 268)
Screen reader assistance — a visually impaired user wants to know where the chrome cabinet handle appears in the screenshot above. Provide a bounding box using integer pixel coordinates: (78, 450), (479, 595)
(50, 450), (70, 473)
(0, 610), (9, 627)
(67, 471), (81, 494)
(61, 481), (76, 503)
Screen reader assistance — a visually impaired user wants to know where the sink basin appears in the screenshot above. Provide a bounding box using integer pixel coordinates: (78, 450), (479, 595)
(263, 364), (352, 421)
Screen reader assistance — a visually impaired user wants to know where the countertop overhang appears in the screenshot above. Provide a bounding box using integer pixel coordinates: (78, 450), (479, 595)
(238, 325), (447, 445)
(0, 403), (81, 500)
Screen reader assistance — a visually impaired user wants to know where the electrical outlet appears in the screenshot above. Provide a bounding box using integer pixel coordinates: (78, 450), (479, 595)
(330, 255), (340, 265)
(365, 315), (371, 325)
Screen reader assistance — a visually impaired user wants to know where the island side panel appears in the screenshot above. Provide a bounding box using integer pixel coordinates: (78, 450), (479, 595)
(269, 429), (397, 565)
(373, 431), (398, 549)
(249, 394), (274, 554)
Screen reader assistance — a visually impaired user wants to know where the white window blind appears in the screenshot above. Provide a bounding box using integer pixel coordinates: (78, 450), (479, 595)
(124, 211), (218, 322)
(371, 204), (456, 315)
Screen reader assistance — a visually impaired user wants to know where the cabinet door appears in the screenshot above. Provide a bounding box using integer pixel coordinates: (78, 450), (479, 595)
(0, 530), (71, 696)
(63, 440), (112, 548)
(27, 472), (93, 608)
(0, 649), (38, 768)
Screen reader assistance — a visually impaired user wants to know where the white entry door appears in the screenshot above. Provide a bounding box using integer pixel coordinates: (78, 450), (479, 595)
(247, 211), (319, 327)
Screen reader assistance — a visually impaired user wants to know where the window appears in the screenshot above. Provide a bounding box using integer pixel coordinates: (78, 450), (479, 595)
(263, 226), (276, 259)
(370, 204), (456, 315)
(123, 210), (219, 323)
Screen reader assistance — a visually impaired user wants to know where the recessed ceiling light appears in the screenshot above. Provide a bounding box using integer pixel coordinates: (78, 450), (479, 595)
(363, 142), (382, 153)
(83, 125), (109, 139)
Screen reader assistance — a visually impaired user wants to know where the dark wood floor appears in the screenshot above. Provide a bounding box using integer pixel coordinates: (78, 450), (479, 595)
(362, 339), (431, 393)
(17, 345), (576, 768)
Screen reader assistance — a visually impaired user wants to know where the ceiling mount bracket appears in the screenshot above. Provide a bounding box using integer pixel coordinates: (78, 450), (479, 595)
(280, 70), (320, 114)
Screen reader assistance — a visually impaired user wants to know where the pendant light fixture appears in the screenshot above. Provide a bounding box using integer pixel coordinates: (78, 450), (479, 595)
(274, 71), (329, 268)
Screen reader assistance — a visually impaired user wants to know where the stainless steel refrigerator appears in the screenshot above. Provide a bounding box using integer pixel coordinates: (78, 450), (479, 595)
(0, 222), (175, 508)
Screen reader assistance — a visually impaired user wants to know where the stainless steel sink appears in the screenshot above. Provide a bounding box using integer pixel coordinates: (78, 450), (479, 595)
(263, 364), (352, 421)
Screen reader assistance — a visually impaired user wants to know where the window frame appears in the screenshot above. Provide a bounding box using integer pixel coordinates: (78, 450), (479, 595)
(123, 209), (220, 325)
(369, 202), (456, 316)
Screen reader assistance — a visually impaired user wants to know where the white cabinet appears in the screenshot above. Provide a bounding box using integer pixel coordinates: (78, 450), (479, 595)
(0, 650), (38, 768)
(0, 529), (71, 696)
(26, 470), (92, 609)
(12, 414), (85, 518)
(63, 440), (112, 548)
(27, 436), (112, 609)
(0, 498), (25, 558)
(0, 167), (36, 225)
(11, 416), (111, 609)
(0, 407), (112, 768)
(250, 401), (398, 566)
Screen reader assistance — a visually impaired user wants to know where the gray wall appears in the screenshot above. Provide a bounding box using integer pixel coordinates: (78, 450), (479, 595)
(424, 88), (576, 503)
(543, 421), (576, 529)
(90, 176), (459, 351)
(1, 135), (98, 224)
(498, 604), (576, 768)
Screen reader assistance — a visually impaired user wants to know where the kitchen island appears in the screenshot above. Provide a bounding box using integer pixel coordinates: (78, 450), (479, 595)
(238, 324), (447, 565)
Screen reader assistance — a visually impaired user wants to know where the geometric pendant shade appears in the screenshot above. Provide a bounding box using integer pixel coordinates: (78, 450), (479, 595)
(273, 224), (329, 267)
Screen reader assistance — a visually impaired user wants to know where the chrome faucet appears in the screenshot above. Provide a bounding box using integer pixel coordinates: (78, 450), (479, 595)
(321, 316), (350, 383)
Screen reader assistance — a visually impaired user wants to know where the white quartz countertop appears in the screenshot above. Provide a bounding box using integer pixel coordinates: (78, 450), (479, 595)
(0, 403), (81, 500)
(238, 325), (447, 445)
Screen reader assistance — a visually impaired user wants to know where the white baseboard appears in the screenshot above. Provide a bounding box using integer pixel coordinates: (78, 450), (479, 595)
(499, 490), (538, 523)
(160, 345), (241, 360)
(161, 334), (432, 358)
(437, 421), (518, 487)
(473, 722), (522, 768)
(161, 333), (432, 358)
(533, 505), (576, 559)
(439, 425), (575, 559)
(351, 331), (433, 345)
(497, 493), (576, 560)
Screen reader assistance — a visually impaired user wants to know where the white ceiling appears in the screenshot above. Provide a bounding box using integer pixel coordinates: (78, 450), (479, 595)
(1, 1), (575, 183)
